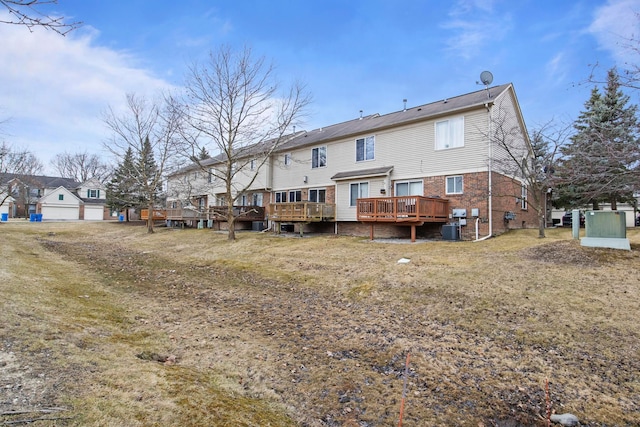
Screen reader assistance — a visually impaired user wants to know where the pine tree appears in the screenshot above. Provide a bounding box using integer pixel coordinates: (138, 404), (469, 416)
(197, 146), (210, 160)
(138, 136), (163, 233)
(106, 147), (137, 220)
(557, 69), (640, 210)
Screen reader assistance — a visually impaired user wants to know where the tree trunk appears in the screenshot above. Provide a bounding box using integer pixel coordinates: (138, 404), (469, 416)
(538, 209), (546, 238)
(227, 203), (236, 241)
(147, 201), (154, 234)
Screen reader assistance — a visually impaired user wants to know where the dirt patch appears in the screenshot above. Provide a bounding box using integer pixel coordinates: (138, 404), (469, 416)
(2, 224), (639, 426)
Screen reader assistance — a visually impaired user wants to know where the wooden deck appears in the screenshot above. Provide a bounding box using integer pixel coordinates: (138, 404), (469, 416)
(357, 196), (449, 241)
(357, 196), (449, 222)
(140, 209), (167, 221)
(165, 206), (265, 222)
(269, 202), (336, 222)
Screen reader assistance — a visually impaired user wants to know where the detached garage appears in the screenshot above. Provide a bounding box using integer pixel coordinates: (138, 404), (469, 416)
(38, 186), (82, 221)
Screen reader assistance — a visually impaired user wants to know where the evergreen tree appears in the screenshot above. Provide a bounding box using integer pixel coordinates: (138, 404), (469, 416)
(557, 69), (640, 209)
(197, 146), (210, 160)
(106, 147), (136, 220)
(138, 136), (161, 207)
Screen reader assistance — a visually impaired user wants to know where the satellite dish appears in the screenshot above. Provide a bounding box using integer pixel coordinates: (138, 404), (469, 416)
(480, 71), (493, 86)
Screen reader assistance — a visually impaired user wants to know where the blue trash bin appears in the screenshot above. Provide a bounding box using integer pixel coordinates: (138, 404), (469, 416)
(29, 213), (36, 222)
(119, 215), (124, 222)
(1, 213), (7, 222)
(36, 213), (43, 222)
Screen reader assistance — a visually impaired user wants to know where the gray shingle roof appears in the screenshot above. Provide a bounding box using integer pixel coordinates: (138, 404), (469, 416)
(331, 166), (394, 180)
(0, 173), (80, 189)
(169, 83), (512, 175)
(278, 83), (511, 151)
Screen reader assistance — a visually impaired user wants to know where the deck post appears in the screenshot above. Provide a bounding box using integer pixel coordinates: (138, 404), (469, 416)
(411, 225), (416, 242)
(370, 223), (374, 241)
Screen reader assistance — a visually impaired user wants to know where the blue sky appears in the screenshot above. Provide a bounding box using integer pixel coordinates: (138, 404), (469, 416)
(1, 0), (639, 173)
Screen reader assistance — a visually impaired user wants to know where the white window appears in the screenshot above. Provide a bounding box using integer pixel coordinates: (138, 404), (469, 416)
(350, 182), (369, 207)
(521, 184), (528, 210)
(312, 146), (327, 168)
(252, 193), (263, 206)
(208, 168), (215, 183)
(395, 180), (422, 196)
(284, 153), (292, 166)
(435, 116), (464, 150)
(87, 189), (100, 198)
(356, 136), (375, 162)
(198, 197), (206, 208)
(446, 176), (463, 194)
(309, 188), (326, 203)
(250, 159), (256, 171)
(274, 191), (286, 203)
(289, 190), (302, 202)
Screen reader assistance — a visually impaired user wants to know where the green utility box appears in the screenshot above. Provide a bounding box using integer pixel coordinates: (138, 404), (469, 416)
(581, 211), (630, 250)
(584, 211), (626, 238)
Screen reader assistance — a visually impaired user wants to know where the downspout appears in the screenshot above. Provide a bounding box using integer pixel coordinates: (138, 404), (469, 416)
(334, 183), (338, 235)
(475, 101), (493, 241)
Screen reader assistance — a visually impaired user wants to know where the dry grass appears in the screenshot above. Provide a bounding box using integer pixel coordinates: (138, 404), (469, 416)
(1, 221), (639, 426)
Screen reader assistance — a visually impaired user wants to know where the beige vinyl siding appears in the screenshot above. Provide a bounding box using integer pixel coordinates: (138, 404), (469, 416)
(335, 177), (386, 221)
(271, 107), (491, 195)
(490, 91), (529, 177)
(168, 156), (272, 205)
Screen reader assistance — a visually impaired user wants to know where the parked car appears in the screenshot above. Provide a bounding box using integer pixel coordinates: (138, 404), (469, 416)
(562, 211), (585, 227)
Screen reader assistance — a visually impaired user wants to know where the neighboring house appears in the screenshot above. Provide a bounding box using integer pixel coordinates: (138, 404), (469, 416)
(0, 173), (109, 221)
(0, 174), (79, 218)
(0, 192), (15, 218)
(167, 83), (539, 240)
(76, 178), (111, 220)
(38, 186), (83, 220)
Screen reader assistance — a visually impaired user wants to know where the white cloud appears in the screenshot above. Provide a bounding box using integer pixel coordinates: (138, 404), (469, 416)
(0, 15), (174, 171)
(545, 51), (568, 84)
(442, 0), (510, 60)
(589, 0), (640, 63)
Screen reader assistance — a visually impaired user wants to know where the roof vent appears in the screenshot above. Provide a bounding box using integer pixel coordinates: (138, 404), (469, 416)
(403, 99), (407, 111)
(359, 110), (363, 120)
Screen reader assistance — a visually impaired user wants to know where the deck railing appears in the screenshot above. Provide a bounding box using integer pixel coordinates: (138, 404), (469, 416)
(357, 196), (449, 223)
(208, 206), (265, 221)
(164, 206), (265, 222)
(140, 209), (168, 220)
(269, 202), (336, 222)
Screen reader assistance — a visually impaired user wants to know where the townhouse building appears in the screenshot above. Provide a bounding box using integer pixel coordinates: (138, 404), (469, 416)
(166, 83), (539, 240)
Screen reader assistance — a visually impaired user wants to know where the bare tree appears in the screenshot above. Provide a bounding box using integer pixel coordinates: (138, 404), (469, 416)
(1, 0), (81, 35)
(52, 151), (110, 183)
(176, 45), (311, 241)
(104, 93), (183, 234)
(0, 140), (44, 212)
(488, 101), (569, 238)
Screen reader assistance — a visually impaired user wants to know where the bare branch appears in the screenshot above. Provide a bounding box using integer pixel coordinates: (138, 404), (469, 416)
(0, 0), (82, 35)
(173, 45), (311, 240)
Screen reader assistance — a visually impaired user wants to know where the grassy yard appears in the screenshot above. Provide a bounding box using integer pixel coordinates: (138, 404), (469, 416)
(0, 221), (638, 426)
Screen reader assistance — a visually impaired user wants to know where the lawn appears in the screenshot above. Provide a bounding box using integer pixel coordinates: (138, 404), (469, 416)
(0, 221), (638, 426)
